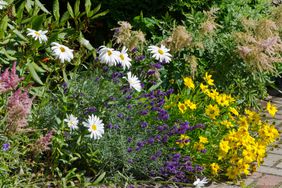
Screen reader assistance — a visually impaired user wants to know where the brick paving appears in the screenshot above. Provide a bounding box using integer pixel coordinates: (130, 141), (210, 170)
(207, 96), (282, 188)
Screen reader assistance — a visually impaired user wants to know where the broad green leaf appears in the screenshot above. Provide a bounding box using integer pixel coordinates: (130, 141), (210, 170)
(60, 11), (70, 26)
(92, 3), (101, 15)
(31, 14), (45, 30)
(27, 63), (44, 85)
(25, 0), (33, 13)
(67, 3), (74, 18)
(74, 0), (80, 17)
(53, 0), (60, 21)
(16, 1), (25, 22)
(32, 62), (45, 73)
(35, 0), (50, 14)
(85, 0), (91, 17)
(0, 15), (9, 39)
(90, 10), (109, 20)
(13, 29), (28, 42)
(93, 172), (106, 185)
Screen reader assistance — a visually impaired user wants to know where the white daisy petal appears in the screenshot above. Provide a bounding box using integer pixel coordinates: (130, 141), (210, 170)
(27, 28), (48, 43)
(148, 44), (172, 63)
(125, 72), (142, 92)
(116, 46), (132, 70)
(98, 46), (119, 66)
(193, 177), (208, 188)
(51, 42), (74, 63)
(83, 115), (104, 140)
(64, 114), (79, 131)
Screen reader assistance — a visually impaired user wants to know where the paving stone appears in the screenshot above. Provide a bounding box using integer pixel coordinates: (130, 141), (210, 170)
(258, 166), (282, 176)
(269, 147), (282, 155)
(206, 182), (219, 188)
(250, 172), (263, 179)
(262, 153), (282, 166)
(215, 184), (239, 188)
(256, 174), (282, 188)
(276, 162), (282, 168)
(243, 177), (255, 186)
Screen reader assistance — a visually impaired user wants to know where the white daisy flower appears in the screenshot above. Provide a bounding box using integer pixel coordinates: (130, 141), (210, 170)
(117, 46), (131, 70)
(193, 177), (208, 188)
(27, 28), (48, 43)
(83, 115), (104, 140)
(98, 46), (119, 66)
(64, 114), (79, 131)
(125, 72), (142, 92)
(148, 44), (172, 63)
(0, 0), (8, 10)
(51, 42), (74, 63)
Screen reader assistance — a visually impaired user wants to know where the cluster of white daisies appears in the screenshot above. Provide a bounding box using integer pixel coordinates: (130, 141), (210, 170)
(64, 114), (104, 140)
(27, 28), (173, 93)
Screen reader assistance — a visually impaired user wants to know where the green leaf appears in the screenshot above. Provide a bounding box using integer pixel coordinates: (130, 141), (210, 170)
(149, 80), (163, 91)
(32, 62), (45, 73)
(0, 15), (9, 39)
(25, 0), (33, 13)
(27, 63), (44, 85)
(90, 10), (109, 20)
(92, 3), (101, 15)
(85, 0), (91, 17)
(93, 172), (106, 185)
(16, 1), (25, 22)
(53, 0), (60, 21)
(74, 0), (80, 17)
(31, 14), (45, 30)
(67, 3), (74, 19)
(35, 0), (50, 14)
(13, 29), (28, 42)
(60, 12), (70, 27)
(63, 67), (69, 83)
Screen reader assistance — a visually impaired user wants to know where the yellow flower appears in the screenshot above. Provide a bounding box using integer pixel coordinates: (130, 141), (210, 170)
(221, 120), (234, 128)
(200, 83), (209, 94)
(219, 140), (230, 154)
(210, 163), (220, 175)
(184, 99), (197, 110)
(216, 94), (229, 107)
(199, 136), (208, 144)
(178, 102), (187, 114)
(204, 72), (214, 86)
(205, 104), (220, 119)
(176, 134), (190, 148)
(206, 89), (219, 100)
(183, 77), (195, 89)
(229, 107), (239, 116)
(194, 142), (205, 151)
(266, 102), (277, 117)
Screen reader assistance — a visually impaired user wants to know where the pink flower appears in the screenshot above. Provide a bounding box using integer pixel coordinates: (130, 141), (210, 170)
(34, 130), (54, 153)
(0, 62), (24, 94)
(6, 89), (33, 132)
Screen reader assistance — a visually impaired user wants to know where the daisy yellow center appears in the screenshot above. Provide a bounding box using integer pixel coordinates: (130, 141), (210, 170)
(35, 31), (41, 36)
(60, 47), (66, 52)
(91, 124), (97, 131)
(120, 54), (125, 60)
(107, 50), (112, 56)
(158, 49), (164, 55)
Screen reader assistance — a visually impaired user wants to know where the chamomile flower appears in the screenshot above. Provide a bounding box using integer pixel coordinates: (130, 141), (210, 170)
(64, 114), (79, 131)
(83, 115), (104, 140)
(98, 46), (119, 66)
(27, 28), (48, 43)
(51, 42), (74, 63)
(148, 44), (172, 63)
(193, 177), (208, 188)
(0, 0), (8, 10)
(125, 72), (142, 92)
(117, 47), (131, 69)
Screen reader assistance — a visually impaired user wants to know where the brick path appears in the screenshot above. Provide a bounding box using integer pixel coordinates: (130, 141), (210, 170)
(207, 96), (282, 188)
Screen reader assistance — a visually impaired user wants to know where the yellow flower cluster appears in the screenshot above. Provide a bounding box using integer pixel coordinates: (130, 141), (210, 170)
(194, 136), (209, 151)
(218, 112), (279, 180)
(178, 99), (197, 113)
